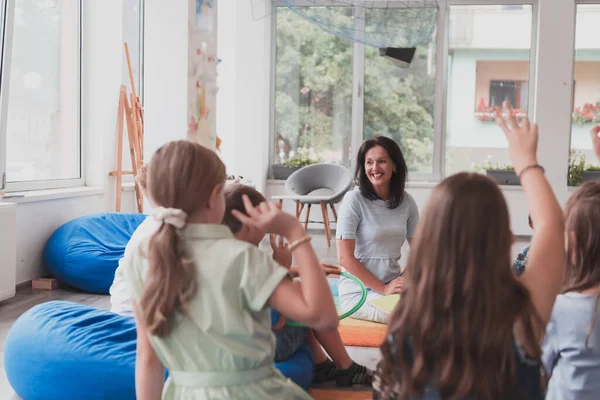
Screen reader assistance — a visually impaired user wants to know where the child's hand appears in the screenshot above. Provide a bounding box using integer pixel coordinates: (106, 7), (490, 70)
(232, 195), (303, 239)
(321, 263), (342, 275)
(590, 125), (600, 162)
(495, 101), (539, 175)
(270, 234), (292, 268)
(382, 276), (404, 295)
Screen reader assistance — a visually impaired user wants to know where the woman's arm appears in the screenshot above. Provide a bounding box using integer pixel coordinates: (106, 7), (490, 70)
(132, 301), (164, 400)
(496, 102), (564, 333)
(338, 239), (402, 295)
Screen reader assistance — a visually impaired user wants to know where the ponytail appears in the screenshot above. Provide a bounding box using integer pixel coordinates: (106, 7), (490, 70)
(140, 223), (197, 337)
(140, 140), (226, 337)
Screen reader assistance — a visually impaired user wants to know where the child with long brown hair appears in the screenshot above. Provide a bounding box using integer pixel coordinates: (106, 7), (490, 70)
(373, 102), (565, 399)
(121, 140), (338, 399)
(541, 125), (600, 400)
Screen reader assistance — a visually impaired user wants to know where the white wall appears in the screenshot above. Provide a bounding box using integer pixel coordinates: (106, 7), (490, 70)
(143, 0), (189, 160)
(217, 1), (272, 189)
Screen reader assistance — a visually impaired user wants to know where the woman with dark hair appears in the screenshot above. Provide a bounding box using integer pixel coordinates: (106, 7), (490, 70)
(336, 136), (419, 323)
(373, 103), (565, 399)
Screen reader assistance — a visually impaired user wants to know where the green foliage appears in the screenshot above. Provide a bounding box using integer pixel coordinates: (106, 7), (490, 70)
(569, 150), (586, 187)
(475, 160), (514, 173)
(274, 8), (435, 172)
(284, 148), (321, 168)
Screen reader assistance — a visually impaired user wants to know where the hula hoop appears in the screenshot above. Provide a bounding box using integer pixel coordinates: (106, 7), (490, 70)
(285, 271), (367, 328)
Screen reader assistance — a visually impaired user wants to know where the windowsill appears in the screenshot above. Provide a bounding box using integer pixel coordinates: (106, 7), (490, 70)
(266, 179), (524, 191)
(0, 186), (105, 204)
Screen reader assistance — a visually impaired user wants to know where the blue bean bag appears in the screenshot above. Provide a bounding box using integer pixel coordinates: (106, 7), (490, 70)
(44, 213), (147, 293)
(4, 301), (315, 400)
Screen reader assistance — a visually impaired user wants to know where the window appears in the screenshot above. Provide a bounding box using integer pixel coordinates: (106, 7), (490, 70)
(363, 7), (436, 175)
(2, 0), (82, 190)
(0, 0), (8, 188)
(445, 5), (534, 175)
(273, 7), (354, 167)
(569, 4), (600, 185)
(489, 80), (528, 109)
(272, 4), (438, 176)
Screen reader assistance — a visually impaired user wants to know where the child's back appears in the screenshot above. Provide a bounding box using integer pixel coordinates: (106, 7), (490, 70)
(123, 223), (310, 399)
(543, 179), (600, 400)
(543, 293), (600, 400)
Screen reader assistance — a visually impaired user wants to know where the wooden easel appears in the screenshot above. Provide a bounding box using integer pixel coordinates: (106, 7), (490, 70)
(109, 43), (144, 213)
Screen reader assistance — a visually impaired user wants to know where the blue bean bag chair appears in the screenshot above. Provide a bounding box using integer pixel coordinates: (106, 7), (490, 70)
(4, 301), (315, 400)
(44, 213), (147, 294)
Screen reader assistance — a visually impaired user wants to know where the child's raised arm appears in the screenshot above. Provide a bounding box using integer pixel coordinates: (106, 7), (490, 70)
(233, 197), (338, 331)
(495, 102), (565, 335)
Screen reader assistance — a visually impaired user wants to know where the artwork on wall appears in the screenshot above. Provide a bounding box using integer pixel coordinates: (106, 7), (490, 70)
(188, 0), (219, 150)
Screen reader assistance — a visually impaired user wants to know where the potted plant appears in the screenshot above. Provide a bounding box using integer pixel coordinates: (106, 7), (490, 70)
(271, 148), (321, 180)
(480, 161), (519, 186)
(568, 150), (586, 187)
(573, 102), (600, 127)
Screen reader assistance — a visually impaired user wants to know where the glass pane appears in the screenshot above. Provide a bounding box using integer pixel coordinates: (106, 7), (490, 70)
(569, 4), (600, 186)
(5, 0), (80, 182)
(445, 5), (533, 176)
(273, 7), (353, 168)
(363, 7), (437, 175)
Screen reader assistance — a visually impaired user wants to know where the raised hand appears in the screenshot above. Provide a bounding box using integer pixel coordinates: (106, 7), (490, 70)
(495, 101), (539, 175)
(270, 234), (292, 269)
(231, 195), (303, 239)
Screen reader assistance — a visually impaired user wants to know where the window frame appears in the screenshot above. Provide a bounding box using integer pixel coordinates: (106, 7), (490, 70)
(269, 0), (539, 183)
(2, 0), (85, 192)
(0, 0), (11, 190)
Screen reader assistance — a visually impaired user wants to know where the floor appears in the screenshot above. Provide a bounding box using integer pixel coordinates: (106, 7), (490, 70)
(0, 231), (381, 400)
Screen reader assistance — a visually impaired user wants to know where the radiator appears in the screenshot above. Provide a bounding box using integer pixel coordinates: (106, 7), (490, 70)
(0, 203), (16, 301)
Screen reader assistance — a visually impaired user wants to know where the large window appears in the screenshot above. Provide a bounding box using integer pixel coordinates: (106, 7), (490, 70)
(569, 4), (600, 185)
(272, 4), (437, 176)
(2, 0), (82, 190)
(363, 7), (436, 175)
(445, 4), (534, 175)
(273, 7), (354, 166)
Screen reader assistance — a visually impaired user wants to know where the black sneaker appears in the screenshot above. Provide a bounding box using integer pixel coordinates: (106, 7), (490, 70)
(314, 359), (337, 383)
(335, 362), (373, 387)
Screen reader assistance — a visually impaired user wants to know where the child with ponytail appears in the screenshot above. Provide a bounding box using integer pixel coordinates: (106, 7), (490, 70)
(121, 140), (338, 399)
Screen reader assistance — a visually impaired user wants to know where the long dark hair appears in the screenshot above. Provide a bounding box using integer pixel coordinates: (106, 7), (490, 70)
(377, 173), (543, 400)
(355, 136), (408, 209)
(563, 181), (600, 347)
(141, 140), (226, 337)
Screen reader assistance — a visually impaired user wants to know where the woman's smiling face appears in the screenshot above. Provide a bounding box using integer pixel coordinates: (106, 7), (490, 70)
(364, 145), (394, 189)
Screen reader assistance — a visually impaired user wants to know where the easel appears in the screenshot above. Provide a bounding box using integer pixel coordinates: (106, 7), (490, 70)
(109, 43), (144, 213)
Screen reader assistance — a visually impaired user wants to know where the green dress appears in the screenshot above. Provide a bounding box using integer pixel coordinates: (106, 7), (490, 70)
(122, 224), (312, 399)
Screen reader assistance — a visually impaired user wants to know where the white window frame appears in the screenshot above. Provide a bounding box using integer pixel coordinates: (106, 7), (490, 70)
(0, 0), (12, 190)
(1, 0), (85, 192)
(269, 0), (539, 183)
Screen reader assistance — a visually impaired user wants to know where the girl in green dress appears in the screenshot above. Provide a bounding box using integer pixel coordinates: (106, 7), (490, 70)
(122, 140), (338, 399)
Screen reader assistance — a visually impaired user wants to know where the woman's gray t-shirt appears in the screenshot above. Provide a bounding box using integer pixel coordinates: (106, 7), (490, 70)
(543, 292), (600, 400)
(335, 187), (419, 294)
